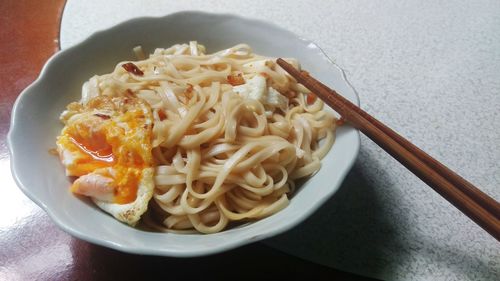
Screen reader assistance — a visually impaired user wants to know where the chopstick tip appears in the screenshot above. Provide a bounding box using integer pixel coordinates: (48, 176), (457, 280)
(276, 58), (286, 65)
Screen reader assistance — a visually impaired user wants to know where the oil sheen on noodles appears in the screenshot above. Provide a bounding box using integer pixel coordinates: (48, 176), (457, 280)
(93, 42), (336, 233)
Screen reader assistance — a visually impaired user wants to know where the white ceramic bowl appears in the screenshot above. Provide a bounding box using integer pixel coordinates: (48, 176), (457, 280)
(8, 11), (359, 257)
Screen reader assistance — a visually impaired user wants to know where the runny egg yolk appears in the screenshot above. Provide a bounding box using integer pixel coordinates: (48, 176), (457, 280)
(70, 135), (114, 163)
(57, 98), (152, 204)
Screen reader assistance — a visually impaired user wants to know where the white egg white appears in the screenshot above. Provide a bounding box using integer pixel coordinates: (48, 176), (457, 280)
(93, 167), (154, 226)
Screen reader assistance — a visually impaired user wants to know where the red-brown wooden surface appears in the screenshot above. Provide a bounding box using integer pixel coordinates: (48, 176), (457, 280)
(0, 1), (377, 280)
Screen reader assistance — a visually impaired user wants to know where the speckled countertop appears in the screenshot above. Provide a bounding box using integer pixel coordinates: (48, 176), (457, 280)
(61, 1), (499, 280)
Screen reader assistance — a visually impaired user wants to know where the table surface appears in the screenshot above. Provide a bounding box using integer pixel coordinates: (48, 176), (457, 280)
(3, 1), (499, 280)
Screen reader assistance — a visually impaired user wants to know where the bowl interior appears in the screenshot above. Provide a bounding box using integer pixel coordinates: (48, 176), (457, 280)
(8, 11), (359, 257)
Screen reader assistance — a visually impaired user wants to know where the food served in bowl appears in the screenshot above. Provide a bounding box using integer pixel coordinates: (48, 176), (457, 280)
(55, 42), (339, 233)
(9, 12), (359, 256)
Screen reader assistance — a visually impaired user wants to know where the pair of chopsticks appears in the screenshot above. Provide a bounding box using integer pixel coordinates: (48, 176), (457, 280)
(276, 58), (500, 241)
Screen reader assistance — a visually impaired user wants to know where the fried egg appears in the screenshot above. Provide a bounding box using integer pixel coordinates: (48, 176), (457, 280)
(56, 94), (154, 225)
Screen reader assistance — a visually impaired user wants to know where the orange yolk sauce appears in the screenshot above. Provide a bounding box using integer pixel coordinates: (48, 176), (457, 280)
(57, 98), (152, 204)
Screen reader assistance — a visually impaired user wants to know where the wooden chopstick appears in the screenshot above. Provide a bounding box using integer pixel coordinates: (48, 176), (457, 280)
(313, 77), (500, 220)
(276, 58), (500, 241)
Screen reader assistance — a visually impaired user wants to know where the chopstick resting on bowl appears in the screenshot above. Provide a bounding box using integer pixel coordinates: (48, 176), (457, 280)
(276, 58), (500, 241)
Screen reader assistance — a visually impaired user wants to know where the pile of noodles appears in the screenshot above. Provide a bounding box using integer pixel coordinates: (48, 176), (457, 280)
(85, 42), (338, 233)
